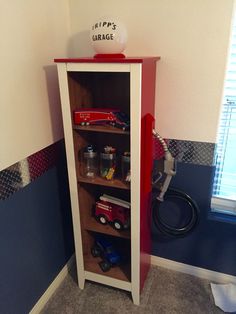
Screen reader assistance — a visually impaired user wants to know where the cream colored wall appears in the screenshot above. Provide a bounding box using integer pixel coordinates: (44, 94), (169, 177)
(0, 1), (70, 171)
(68, 0), (234, 143)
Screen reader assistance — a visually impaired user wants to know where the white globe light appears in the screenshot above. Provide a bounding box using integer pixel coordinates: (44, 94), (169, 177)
(90, 16), (128, 55)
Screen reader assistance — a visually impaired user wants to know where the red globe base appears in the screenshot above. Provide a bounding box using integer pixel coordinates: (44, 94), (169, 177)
(94, 53), (126, 58)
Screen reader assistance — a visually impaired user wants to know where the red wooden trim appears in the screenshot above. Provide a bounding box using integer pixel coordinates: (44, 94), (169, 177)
(139, 58), (158, 291)
(142, 114), (155, 194)
(54, 57), (160, 64)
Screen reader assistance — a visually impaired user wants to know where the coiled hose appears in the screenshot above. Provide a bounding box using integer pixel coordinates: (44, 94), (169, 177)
(152, 130), (199, 236)
(152, 188), (199, 237)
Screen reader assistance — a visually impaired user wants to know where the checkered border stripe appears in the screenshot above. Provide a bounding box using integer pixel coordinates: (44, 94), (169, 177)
(153, 138), (215, 166)
(0, 143), (60, 201)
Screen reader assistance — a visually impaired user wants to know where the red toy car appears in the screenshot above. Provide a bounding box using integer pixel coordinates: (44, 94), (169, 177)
(95, 194), (130, 230)
(73, 108), (130, 130)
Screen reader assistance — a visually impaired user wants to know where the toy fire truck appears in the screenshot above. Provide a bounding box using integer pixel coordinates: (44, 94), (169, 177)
(73, 108), (130, 130)
(95, 194), (130, 230)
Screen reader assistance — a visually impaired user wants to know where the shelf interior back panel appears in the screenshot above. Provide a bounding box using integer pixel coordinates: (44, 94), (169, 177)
(67, 71), (130, 115)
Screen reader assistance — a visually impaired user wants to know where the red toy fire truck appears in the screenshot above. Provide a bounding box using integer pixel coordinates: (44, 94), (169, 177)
(95, 194), (130, 230)
(73, 108), (130, 130)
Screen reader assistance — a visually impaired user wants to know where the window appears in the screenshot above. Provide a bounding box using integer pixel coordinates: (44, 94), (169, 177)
(211, 15), (236, 215)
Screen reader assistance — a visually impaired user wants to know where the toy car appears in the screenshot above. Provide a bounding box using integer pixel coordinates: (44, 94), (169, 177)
(95, 194), (130, 230)
(91, 235), (121, 272)
(73, 108), (130, 130)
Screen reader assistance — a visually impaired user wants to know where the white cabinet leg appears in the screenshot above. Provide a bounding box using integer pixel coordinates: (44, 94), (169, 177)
(78, 277), (85, 290)
(131, 290), (140, 305)
(75, 258), (85, 290)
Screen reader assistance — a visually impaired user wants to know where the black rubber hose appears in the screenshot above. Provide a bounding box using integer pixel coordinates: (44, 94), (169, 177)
(152, 188), (199, 237)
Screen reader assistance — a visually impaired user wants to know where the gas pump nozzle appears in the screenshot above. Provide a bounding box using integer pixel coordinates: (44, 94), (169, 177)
(152, 129), (176, 201)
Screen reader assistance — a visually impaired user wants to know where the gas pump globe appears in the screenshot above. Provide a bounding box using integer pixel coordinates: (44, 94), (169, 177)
(90, 16), (128, 56)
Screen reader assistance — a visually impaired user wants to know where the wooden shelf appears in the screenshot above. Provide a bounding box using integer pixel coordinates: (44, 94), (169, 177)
(73, 124), (130, 135)
(85, 217), (131, 239)
(84, 253), (131, 282)
(78, 175), (130, 190)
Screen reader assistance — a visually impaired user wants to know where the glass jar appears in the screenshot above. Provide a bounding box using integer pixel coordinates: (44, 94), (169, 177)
(121, 152), (131, 183)
(100, 152), (116, 181)
(81, 145), (98, 179)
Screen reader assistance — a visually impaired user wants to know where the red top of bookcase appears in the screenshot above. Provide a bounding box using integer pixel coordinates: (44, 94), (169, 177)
(54, 56), (160, 63)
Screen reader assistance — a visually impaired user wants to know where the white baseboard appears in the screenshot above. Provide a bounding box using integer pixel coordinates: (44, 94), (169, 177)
(29, 254), (75, 314)
(151, 255), (236, 284)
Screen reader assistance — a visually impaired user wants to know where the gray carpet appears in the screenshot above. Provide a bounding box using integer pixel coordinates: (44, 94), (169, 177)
(41, 265), (223, 314)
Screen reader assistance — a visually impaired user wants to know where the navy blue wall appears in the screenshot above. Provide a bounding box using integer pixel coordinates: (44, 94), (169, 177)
(152, 162), (236, 276)
(0, 143), (74, 314)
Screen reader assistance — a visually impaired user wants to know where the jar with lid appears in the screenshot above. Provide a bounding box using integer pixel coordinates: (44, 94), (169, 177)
(100, 146), (117, 181)
(81, 145), (98, 179)
(121, 152), (131, 183)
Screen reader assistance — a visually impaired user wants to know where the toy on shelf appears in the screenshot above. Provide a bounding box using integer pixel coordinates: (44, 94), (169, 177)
(91, 234), (122, 272)
(95, 194), (130, 230)
(73, 108), (130, 130)
(100, 146), (117, 181)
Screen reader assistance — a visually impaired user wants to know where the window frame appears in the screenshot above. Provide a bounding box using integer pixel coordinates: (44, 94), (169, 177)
(211, 8), (236, 216)
(211, 196), (236, 216)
